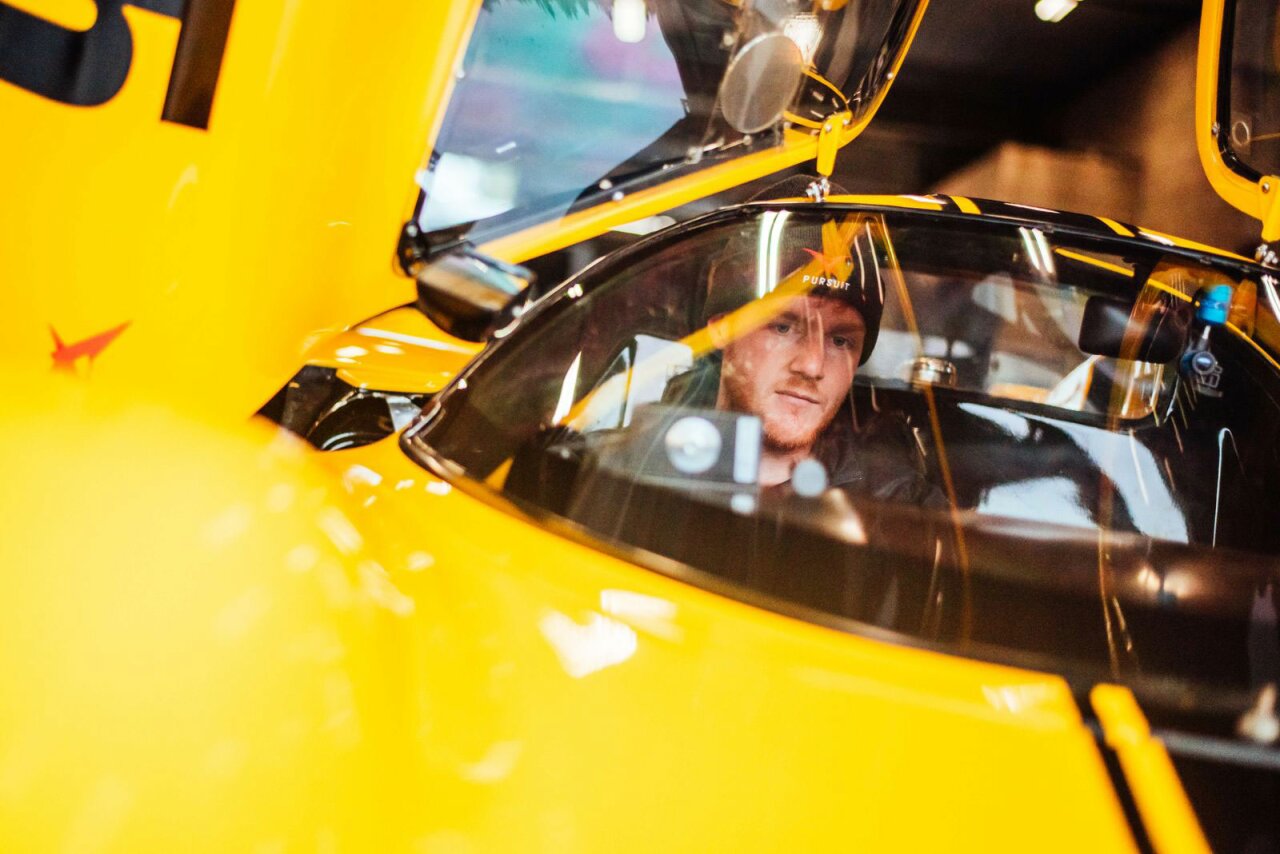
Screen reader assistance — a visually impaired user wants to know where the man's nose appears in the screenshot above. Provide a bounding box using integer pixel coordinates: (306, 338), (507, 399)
(788, 329), (825, 379)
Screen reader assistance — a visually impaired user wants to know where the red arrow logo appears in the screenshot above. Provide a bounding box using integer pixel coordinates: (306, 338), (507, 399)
(801, 248), (849, 278)
(50, 322), (130, 372)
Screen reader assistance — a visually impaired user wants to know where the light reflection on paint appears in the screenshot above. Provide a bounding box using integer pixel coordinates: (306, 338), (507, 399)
(343, 465), (383, 488)
(316, 507), (363, 555)
(460, 740), (523, 784)
(406, 551), (436, 571)
(264, 482), (295, 513)
(358, 560), (415, 616)
(356, 326), (476, 355)
(601, 589), (682, 641)
(213, 586), (271, 641)
(981, 682), (1059, 715)
(539, 611), (638, 678)
(285, 544), (320, 573)
(201, 503), (252, 548)
(600, 590), (675, 620)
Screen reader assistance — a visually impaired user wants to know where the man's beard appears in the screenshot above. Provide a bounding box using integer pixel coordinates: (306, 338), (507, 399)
(720, 379), (838, 454)
(761, 409), (835, 453)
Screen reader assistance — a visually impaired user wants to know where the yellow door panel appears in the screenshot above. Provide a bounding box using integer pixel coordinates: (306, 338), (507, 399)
(0, 0), (481, 421)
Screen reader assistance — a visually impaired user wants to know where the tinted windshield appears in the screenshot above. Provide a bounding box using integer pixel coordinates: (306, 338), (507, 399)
(407, 204), (1280, 691)
(418, 0), (922, 242)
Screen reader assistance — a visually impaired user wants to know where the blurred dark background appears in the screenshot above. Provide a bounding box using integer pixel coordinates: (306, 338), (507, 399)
(534, 0), (1263, 283)
(739, 0), (1258, 253)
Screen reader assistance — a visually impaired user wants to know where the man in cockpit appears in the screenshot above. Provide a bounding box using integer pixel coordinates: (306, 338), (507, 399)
(673, 221), (938, 504)
(710, 274), (874, 487)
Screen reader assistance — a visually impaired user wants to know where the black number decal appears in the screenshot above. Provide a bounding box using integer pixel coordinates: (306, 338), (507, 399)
(0, 0), (236, 129)
(160, 0), (235, 128)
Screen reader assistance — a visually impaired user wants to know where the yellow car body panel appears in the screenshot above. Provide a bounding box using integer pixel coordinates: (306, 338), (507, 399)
(0, 365), (1144, 850)
(1092, 686), (1212, 854)
(0, 370), (424, 850)
(314, 435), (1141, 851)
(3, 0), (1256, 849)
(0, 0), (481, 421)
(0, 0), (927, 421)
(301, 305), (481, 395)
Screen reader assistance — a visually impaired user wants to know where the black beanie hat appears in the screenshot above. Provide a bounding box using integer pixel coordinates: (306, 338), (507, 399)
(703, 215), (885, 365)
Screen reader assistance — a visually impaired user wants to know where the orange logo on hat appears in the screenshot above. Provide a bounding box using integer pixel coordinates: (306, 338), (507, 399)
(802, 248), (850, 278)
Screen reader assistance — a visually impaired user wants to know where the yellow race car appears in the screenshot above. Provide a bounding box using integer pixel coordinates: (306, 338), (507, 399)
(2, 0), (1278, 850)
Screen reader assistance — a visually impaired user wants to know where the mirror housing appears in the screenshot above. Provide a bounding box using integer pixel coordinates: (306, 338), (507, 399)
(1078, 294), (1190, 364)
(412, 249), (534, 342)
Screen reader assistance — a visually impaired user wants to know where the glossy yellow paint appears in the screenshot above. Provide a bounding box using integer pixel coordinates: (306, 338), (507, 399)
(0, 367), (424, 850)
(5, 0), (95, 29)
(301, 306), (480, 394)
(1091, 685), (1211, 854)
(1196, 0), (1280, 240)
(815, 109), (852, 176)
(0, 0), (481, 422)
(0, 354), (1145, 849)
(308, 434), (1143, 851)
(0, 2), (1224, 848)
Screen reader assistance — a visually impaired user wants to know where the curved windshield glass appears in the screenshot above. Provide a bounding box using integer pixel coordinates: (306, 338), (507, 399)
(419, 0), (922, 241)
(407, 204), (1280, 692)
(1226, 0), (1280, 179)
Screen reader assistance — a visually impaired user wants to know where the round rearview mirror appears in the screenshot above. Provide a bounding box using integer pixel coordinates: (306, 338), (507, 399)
(718, 32), (804, 134)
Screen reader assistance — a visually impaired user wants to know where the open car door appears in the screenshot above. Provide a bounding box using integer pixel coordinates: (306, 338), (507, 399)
(0, 0), (927, 421)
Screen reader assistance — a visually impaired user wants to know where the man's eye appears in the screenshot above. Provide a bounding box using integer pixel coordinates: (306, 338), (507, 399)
(831, 335), (854, 350)
(769, 321), (793, 334)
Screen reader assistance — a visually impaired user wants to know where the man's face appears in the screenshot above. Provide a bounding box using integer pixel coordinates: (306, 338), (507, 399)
(716, 295), (865, 453)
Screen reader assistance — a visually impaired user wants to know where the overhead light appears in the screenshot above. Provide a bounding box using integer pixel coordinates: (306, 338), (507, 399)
(1034, 0), (1078, 22)
(783, 14), (822, 64)
(613, 0), (646, 43)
